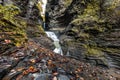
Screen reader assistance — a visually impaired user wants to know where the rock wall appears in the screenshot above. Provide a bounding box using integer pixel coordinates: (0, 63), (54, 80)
(46, 0), (73, 27)
(0, 0), (54, 53)
(47, 0), (120, 68)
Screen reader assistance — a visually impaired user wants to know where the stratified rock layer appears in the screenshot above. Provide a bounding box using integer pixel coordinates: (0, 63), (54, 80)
(47, 0), (120, 68)
(0, 39), (120, 80)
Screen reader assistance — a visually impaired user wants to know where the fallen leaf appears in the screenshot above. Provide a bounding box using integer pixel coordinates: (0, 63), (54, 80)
(4, 39), (11, 44)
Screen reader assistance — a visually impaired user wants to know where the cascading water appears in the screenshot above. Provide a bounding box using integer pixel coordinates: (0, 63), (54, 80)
(46, 31), (63, 55)
(38, 0), (63, 55)
(14, 0), (120, 72)
(32, 1), (67, 79)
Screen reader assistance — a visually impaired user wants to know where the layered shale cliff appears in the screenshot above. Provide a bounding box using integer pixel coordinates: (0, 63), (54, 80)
(0, 0), (120, 80)
(46, 0), (120, 68)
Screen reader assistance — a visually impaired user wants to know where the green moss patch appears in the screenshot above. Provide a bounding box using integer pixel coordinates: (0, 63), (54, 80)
(0, 5), (28, 53)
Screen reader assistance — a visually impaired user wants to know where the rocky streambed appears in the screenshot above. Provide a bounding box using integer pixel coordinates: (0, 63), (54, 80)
(0, 39), (120, 80)
(0, 0), (120, 80)
(46, 0), (120, 71)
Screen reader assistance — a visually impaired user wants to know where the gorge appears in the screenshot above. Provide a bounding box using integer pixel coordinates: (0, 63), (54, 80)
(0, 0), (120, 80)
(38, 0), (63, 55)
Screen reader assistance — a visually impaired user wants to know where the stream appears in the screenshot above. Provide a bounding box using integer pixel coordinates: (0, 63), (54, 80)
(6, 0), (118, 79)
(34, 0), (66, 80)
(0, 0), (120, 80)
(38, 0), (120, 70)
(46, 31), (63, 55)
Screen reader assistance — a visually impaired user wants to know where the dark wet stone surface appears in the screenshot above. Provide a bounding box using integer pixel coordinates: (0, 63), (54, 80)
(0, 39), (120, 80)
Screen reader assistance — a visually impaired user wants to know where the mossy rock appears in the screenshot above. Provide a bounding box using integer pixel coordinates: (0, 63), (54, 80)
(26, 22), (45, 38)
(36, 1), (45, 22)
(0, 5), (28, 53)
(64, 0), (73, 7)
(105, 48), (120, 54)
(83, 44), (104, 57)
(87, 48), (103, 56)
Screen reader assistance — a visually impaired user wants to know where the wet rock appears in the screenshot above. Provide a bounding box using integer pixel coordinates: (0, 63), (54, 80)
(34, 73), (51, 80)
(47, 0), (120, 69)
(0, 68), (8, 79)
(57, 75), (70, 80)
(32, 36), (55, 50)
(0, 40), (119, 80)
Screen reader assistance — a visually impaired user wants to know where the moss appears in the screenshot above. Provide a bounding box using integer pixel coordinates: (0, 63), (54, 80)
(66, 40), (74, 46)
(79, 32), (89, 39)
(74, 0), (99, 22)
(36, 2), (43, 13)
(64, 0), (72, 7)
(37, 25), (45, 35)
(84, 25), (106, 33)
(0, 4), (27, 51)
(87, 47), (103, 56)
(83, 44), (104, 56)
(83, 1), (99, 17)
(105, 48), (120, 54)
(36, 1), (45, 22)
(26, 23), (45, 38)
(0, 4), (20, 20)
(71, 27), (79, 33)
(63, 40), (77, 49)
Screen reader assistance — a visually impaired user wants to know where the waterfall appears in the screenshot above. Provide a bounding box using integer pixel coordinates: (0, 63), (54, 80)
(39, 0), (63, 55)
(46, 31), (63, 55)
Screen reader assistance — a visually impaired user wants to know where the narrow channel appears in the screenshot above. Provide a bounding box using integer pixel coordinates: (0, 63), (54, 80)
(39, 0), (63, 55)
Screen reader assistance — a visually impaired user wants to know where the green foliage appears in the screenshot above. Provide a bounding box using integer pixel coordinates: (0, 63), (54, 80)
(0, 4), (20, 20)
(0, 4), (26, 28)
(0, 4), (27, 49)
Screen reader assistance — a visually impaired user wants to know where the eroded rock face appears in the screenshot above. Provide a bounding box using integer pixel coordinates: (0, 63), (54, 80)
(0, 40), (120, 80)
(13, 0), (42, 21)
(47, 0), (120, 68)
(46, 0), (74, 27)
(0, 0), (54, 53)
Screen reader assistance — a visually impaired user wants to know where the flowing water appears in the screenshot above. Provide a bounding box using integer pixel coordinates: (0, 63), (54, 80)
(38, 0), (63, 55)
(37, 0), (120, 68)
(46, 31), (63, 55)
(24, 0), (120, 79)
(33, 0), (67, 79)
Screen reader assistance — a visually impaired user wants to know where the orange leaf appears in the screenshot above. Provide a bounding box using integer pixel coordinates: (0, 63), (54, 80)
(22, 70), (29, 75)
(4, 39), (11, 44)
